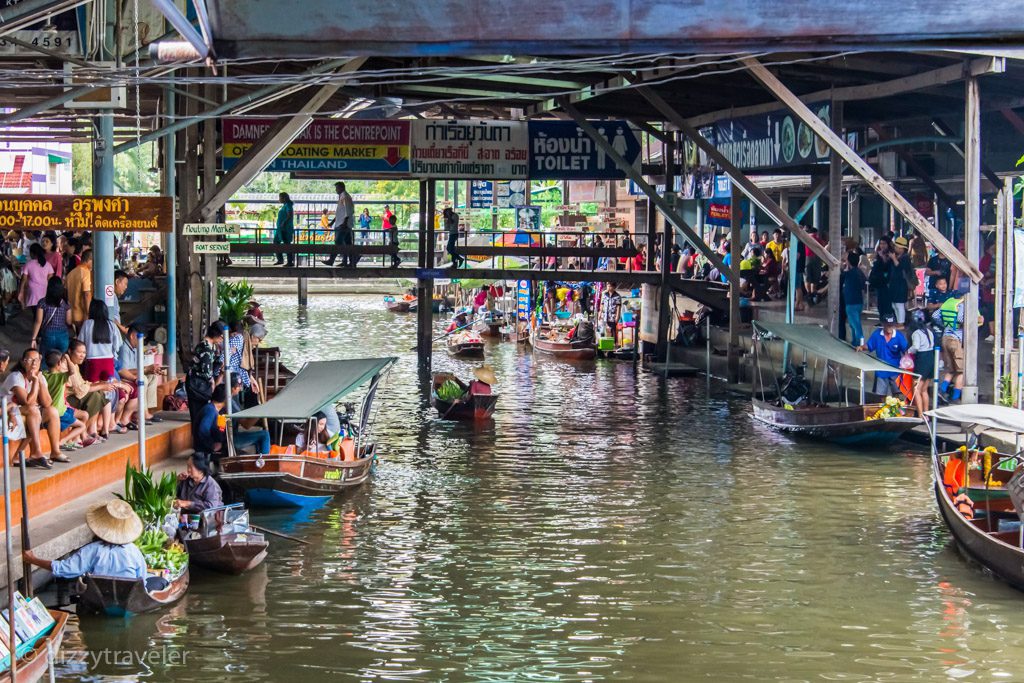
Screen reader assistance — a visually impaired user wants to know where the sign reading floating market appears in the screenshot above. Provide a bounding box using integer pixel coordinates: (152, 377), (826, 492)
(183, 223), (240, 236)
(0, 195), (172, 232)
(410, 120), (528, 179)
(698, 104), (831, 170)
(222, 118), (411, 174)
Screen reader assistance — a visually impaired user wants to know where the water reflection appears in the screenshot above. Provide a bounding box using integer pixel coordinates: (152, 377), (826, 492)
(54, 294), (1024, 681)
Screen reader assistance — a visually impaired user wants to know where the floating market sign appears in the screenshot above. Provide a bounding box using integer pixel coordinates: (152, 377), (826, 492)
(222, 118), (411, 174)
(410, 120), (528, 179)
(0, 195), (172, 232)
(182, 223), (239, 236)
(698, 104), (831, 171)
(528, 120), (641, 180)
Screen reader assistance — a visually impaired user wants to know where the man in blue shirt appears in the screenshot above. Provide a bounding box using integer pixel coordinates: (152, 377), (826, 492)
(861, 314), (908, 397)
(22, 499), (148, 580)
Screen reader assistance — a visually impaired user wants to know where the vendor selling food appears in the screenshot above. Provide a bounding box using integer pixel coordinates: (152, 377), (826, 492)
(22, 499), (148, 580)
(175, 454), (223, 513)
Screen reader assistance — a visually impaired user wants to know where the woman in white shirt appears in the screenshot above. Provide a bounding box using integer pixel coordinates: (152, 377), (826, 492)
(77, 299), (122, 382)
(907, 310), (936, 416)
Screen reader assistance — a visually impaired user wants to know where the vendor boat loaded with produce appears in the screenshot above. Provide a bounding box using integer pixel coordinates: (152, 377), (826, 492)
(431, 366), (499, 420)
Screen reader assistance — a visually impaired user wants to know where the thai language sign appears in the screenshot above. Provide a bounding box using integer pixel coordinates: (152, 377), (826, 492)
(517, 280), (531, 321)
(0, 195), (173, 232)
(469, 181), (494, 208)
(698, 104), (831, 171)
(528, 120), (641, 180)
(410, 120), (528, 179)
(222, 118), (411, 174)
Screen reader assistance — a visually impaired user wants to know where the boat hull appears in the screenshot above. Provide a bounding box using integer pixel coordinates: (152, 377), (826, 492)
(474, 321), (503, 338)
(447, 342), (484, 358)
(0, 610), (69, 683)
(220, 453), (374, 509)
(432, 393), (498, 420)
(934, 480), (1024, 591)
(751, 399), (920, 447)
(185, 532), (269, 574)
(385, 301), (412, 313)
(77, 570), (190, 617)
(531, 333), (596, 360)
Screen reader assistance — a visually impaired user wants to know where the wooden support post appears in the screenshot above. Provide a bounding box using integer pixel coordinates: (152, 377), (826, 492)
(741, 57), (980, 283)
(728, 186), (742, 382)
(418, 179), (437, 377)
(827, 101), (843, 336)
(963, 76), (982, 403)
(298, 277), (308, 306)
(417, 180), (427, 268)
(646, 198), (657, 271)
(182, 74), (202, 349)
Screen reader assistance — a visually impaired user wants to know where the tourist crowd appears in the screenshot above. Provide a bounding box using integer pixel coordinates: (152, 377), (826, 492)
(0, 230), (166, 469)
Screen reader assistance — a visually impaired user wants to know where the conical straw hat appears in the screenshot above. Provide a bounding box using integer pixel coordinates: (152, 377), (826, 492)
(85, 499), (144, 545)
(473, 365), (497, 385)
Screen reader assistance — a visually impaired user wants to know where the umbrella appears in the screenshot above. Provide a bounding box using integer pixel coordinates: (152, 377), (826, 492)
(494, 231), (540, 248)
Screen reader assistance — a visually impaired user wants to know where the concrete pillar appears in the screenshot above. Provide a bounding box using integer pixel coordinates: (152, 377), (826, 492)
(298, 277), (308, 306)
(92, 115), (115, 309)
(417, 180), (436, 377)
(963, 76), (982, 403)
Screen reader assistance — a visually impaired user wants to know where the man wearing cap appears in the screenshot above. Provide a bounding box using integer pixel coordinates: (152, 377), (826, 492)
(22, 499), (147, 580)
(860, 314), (908, 397)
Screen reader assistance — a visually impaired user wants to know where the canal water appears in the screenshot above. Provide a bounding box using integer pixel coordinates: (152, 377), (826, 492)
(56, 294), (1024, 681)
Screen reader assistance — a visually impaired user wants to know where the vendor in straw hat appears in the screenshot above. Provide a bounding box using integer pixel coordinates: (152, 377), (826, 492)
(468, 365), (496, 395)
(23, 499), (148, 580)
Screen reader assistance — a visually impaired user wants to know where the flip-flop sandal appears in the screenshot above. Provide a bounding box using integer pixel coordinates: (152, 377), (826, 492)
(127, 422), (139, 431)
(51, 454), (70, 463)
(112, 425), (127, 434)
(150, 416), (164, 423)
(25, 458), (51, 469)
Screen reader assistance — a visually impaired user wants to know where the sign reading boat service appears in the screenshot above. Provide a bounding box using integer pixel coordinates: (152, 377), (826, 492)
(0, 195), (172, 232)
(222, 118), (411, 174)
(194, 242), (231, 254)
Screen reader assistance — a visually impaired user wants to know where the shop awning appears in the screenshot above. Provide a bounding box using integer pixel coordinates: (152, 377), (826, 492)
(925, 405), (1024, 434)
(232, 357), (396, 420)
(753, 321), (914, 375)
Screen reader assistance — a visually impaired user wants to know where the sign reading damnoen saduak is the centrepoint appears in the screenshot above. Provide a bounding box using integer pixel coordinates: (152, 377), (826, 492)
(0, 195), (173, 232)
(221, 117), (642, 180)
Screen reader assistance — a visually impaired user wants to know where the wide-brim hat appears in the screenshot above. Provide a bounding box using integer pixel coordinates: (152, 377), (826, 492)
(86, 499), (143, 545)
(473, 365), (497, 385)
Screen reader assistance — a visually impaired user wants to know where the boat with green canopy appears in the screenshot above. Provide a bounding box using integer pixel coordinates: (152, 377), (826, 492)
(219, 357), (396, 508)
(751, 321), (921, 447)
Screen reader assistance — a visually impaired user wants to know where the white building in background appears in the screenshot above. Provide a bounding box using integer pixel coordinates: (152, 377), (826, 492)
(0, 141), (72, 194)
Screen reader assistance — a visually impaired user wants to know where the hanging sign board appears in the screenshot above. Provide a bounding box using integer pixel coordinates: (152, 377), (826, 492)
(222, 118), (411, 174)
(0, 195), (172, 232)
(517, 280), (531, 321)
(528, 120), (641, 180)
(194, 242), (231, 254)
(469, 181), (494, 208)
(183, 223), (239, 236)
(698, 104), (831, 171)
(707, 202), (732, 227)
(410, 120), (529, 179)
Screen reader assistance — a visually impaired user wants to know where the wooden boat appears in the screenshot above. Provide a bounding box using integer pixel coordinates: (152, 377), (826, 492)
(180, 504), (268, 574)
(927, 405), (1024, 591)
(752, 399), (920, 447)
(220, 357), (397, 509)
(76, 569), (190, 616)
(751, 321), (921, 447)
(430, 372), (498, 420)
(530, 325), (596, 360)
(446, 332), (485, 358)
(0, 609), (69, 683)
(474, 312), (506, 338)
(384, 296), (414, 313)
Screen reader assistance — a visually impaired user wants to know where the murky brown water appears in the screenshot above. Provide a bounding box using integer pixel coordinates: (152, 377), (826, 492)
(54, 294), (1024, 681)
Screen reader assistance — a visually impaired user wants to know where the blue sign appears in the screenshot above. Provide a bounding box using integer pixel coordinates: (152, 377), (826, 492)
(470, 180), (493, 208)
(698, 104), (830, 171)
(528, 121), (641, 180)
(416, 268), (447, 279)
(516, 280), (531, 321)
(713, 174), (732, 199)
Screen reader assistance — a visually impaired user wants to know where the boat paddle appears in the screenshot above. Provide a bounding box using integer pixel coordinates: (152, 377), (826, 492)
(408, 318), (480, 351)
(250, 523), (311, 545)
(18, 454), (31, 596)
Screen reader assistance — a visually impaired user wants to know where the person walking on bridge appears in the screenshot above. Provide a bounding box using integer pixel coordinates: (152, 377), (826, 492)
(445, 208), (464, 268)
(323, 182), (354, 268)
(273, 192), (295, 267)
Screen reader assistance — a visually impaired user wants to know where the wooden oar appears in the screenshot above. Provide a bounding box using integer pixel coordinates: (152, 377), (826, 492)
(250, 523), (311, 545)
(18, 455), (31, 596)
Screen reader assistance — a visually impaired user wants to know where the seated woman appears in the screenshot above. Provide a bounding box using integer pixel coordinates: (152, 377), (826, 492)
(467, 366), (496, 395)
(174, 455), (223, 514)
(1, 348), (61, 468)
(446, 311), (469, 334)
(65, 340), (121, 441)
(23, 499), (148, 581)
(295, 411), (340, 454)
